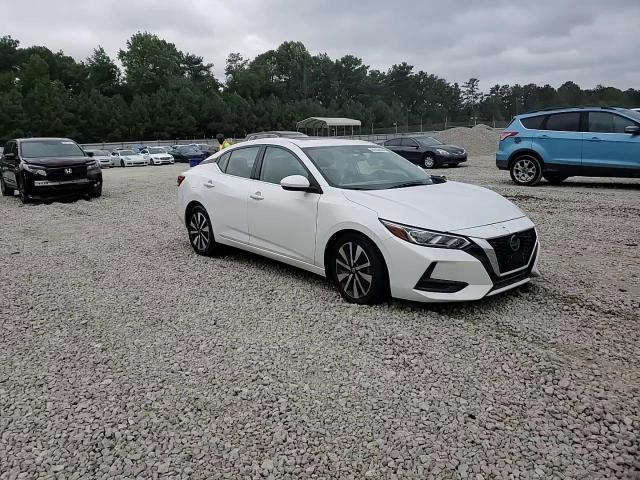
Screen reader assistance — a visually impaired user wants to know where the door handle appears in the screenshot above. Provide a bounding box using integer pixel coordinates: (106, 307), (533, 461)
(587, 137), (602, 142)
(249, 192), (264, 201)
(540, 135), (550, 139)
(203, 181), (215, 188)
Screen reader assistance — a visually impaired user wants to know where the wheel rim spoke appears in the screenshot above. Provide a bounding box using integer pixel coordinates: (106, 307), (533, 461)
(335, 241), (372, 299)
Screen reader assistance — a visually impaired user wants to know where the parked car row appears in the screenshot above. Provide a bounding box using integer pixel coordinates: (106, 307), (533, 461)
(81, 144), (215, 168)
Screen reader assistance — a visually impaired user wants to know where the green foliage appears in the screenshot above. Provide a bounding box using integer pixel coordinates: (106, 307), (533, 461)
(0, 34), (638, 144)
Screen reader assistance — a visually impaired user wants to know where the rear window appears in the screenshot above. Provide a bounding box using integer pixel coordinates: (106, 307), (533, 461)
(544, 112), (580, 132)
(21, 139), (85, 158)
(520, 115), (546, 130)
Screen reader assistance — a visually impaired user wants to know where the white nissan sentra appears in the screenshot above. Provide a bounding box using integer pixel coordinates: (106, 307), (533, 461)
(177, 138), (540, 304)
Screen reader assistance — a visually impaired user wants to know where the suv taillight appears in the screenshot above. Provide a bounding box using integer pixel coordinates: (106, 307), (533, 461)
(177, 175), (185, 186)
(499, 131), (519, 142)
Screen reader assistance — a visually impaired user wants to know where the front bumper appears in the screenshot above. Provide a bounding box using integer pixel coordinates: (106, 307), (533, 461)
(436, 153), (467, 165)
(382, 217), (539, 302)
(24, 172), (102, 200)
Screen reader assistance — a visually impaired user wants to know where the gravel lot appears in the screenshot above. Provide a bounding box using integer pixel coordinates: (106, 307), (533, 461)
(0, 159), (638, 479)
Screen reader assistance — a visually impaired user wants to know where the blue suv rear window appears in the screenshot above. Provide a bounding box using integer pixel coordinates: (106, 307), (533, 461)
(521, 115), (546, 130)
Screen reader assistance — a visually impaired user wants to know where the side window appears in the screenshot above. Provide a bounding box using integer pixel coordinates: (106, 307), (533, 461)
(260, 147), (308, 184)
(521, 115), (546, 130)
(544, 112), (580, 132)
(3, 141), (15, 155)
(225, 147), (260, 178)
(401, 138), (418, 147)
(385, 139), (401, 146)
(612, 114), (635, 133)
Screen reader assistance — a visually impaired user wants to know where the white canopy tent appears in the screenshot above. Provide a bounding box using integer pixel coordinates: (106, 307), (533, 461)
(296, 117), (362, 136)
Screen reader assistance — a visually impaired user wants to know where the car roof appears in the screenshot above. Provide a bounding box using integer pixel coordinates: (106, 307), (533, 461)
(237, 137), (376, 148)
(17, 137), (74, 143)
(519, 106), (628, 117)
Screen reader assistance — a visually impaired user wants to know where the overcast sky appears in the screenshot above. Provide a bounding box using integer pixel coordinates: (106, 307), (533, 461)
(4, 0), (639, 90)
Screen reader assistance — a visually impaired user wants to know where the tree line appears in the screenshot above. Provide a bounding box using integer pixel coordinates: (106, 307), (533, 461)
(0, 33), (638, 143)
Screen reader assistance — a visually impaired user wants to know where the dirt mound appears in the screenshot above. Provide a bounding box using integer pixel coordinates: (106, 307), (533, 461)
(434, 125), (500, 156)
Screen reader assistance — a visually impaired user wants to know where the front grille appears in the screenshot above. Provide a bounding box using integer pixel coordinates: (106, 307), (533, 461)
(47, 165), (87, 181)
(487, 229), (537, 273)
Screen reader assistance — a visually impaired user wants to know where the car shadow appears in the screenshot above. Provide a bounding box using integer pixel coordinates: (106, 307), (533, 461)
(206, 243), (521, 314)
(499, 179), (639, 191)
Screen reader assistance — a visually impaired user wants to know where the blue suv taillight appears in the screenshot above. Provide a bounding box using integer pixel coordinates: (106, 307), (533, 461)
(499, 131), (519, 142)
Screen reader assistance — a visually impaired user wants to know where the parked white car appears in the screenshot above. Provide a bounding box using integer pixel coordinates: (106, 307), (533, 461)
(176, 138), (540, 304)
(141, 147), (175, 165)
(111, 149), (147, 167)
(84, 149), (112, 168)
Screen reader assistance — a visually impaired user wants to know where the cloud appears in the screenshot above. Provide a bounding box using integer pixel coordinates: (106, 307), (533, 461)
(3, 0), (639, 90)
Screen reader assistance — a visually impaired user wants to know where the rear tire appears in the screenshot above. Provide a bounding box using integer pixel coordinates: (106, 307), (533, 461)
(510, 155), (543, 186)
(0, 175), (15, 196)
(329, 233), (389, 305)
(187, 205), (218, 256)
(423, 154), (436, 169)
(543, 174), (568, 185)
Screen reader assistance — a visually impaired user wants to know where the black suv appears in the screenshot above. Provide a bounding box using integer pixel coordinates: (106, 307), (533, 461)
(0, 138), (102, 203)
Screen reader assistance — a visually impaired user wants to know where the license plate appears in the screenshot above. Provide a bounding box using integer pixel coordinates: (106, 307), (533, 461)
(34, 179), (90, 186)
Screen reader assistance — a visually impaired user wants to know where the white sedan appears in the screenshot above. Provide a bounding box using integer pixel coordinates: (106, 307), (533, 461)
(111, 149), (147, 167)
(142, 147), (175, 165)
(176, 138), (540, 304)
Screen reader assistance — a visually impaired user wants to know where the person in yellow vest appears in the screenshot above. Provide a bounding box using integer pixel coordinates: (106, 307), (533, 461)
(216, 133), (231, 151)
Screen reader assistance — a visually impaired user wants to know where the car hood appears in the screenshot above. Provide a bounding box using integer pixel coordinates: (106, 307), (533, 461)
(25, 157), (90, 167)
(433, 144), (465, 153)
(342, 181), (525, 232)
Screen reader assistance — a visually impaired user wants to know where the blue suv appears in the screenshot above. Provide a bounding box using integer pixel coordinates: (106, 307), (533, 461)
(496, 107), (640, 185)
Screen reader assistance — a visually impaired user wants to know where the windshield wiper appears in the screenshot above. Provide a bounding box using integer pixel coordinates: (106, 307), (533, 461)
(387, 181), (430, 189)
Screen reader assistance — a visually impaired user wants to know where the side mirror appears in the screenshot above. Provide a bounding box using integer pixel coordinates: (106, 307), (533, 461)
(3, 152), (15, 160)
(625, 125), (640, 135)
(280, 174), (311, 191)
(86, 151), (94, 157)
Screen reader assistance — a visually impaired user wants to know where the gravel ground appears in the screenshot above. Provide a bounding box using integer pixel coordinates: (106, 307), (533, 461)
(0, 160), (638, 480)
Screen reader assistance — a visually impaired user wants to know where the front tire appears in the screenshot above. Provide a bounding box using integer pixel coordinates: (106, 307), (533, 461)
(89, 184), (102, 198)
(329, 233), (389, 305)
(510, 155), (543, 186)
(0, 175), (15, 196)
(187, 205), (218, 256)
(17, 176), (30, 204)
(423, 154), (436, 169)
(120, 159), (125, 168)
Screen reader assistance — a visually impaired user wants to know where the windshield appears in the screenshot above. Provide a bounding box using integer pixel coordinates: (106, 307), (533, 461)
(303, 145), (433, 190)
(148, 147), (165, 154)
(621, 108), (640, 122)
(415, 136), (443, 146)
(21, 139), (85, 158)
(94, 150), (109, 156)
(119, 150), (135, 155)
(178, 146), (198, 153)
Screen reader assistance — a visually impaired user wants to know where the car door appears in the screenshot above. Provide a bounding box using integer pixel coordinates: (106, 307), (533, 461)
(583, 111), (640, 172)
(400, 137), (421, 163)
(534, 112), (583, 170)
(247, 146), (320, 264)
(1, 140), (18, 187)
(201, 146), (261, 245)
(384, 139), (404, 157)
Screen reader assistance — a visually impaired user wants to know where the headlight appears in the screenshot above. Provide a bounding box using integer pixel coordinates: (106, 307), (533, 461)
(22, 164), (47, 176)
(87, 161), (99, 170)
(380, 219), (470, 249)
(436, 148), (450, 155)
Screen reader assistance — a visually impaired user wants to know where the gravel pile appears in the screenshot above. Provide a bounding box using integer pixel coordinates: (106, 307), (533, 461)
(434, 125), (501, 156)
(0, 163), (638, 479)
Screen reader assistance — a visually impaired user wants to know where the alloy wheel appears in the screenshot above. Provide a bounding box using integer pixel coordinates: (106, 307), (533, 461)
(513, 157), (538, 183)
(423, 155), (435, 168)
(335, 241), (372, 299)
(188, 210), (211, 252)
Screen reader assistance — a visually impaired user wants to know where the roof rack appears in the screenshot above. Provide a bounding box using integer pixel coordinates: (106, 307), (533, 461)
(522, 105), (622, 115)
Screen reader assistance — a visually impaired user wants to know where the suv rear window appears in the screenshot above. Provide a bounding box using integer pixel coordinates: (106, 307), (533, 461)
(544, 112), (580, 132)
(521, 115), (546, 130)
